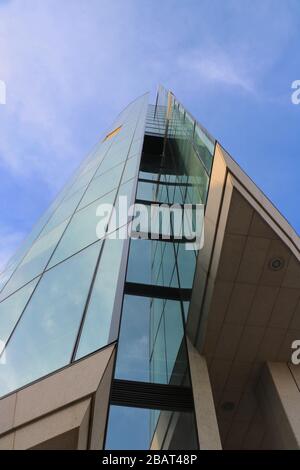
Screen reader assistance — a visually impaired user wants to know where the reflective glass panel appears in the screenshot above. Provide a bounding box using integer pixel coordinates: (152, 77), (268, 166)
(75, 236), (125, 359)
(121, 157), (139, 183)
(107, 179), (135, 234)
(136, 181), (156, 201)
(48, 191), (116, 267)
(65, 166), (97, 199)
(78, 163), (124, 210)
(0, 243), (100, 397)
(0, 278), (39, 353)
(115, 295), (152, 382)
(0, 267), (15, 294)
(131, 204), (183, 240)
(105, 406), (198, 450)
(126, 239), (177, 288)
(116, 295), (187, 385)
(42, 188), (85, 234)
(0, 219), (69, 301)
(176, 243), (196, 289)
(139, 171), (158, 181)
(163, 300), (185, 384)
(129, 138), (143, 157)
(95, 139), (131, 176)
(150, 316), (167, 384)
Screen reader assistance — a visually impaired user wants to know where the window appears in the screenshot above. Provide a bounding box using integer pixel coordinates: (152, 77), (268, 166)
(75, 236), (125, 359)
(126, 239), (178, 288)
(121, 156), (139, 183)
(95, 139), (131, 175)
(106, 406), (154, 450)
(78, 163), (124, 210)
(115, 295), (152, 382)
(107, 179), (135, 234)
(115, 295), (187, 385)
(164, 300), (185, 383)
(64, 166), (98, 200)
(176, 243), (196, 289)
(0, 278), (39, 354)
(0, 243), (100, 397)
(136, 181), (157, 202)
(41, 188), (85, 235)
(105, 406), (198, 450)
(129, 138), (143, 157)
(48, 191), (115, 268)
(0, 219), (69, 301)
(139, 171), (159, 181)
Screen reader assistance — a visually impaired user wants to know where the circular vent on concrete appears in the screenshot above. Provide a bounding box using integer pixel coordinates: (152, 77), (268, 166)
(268, 257), (285, 271)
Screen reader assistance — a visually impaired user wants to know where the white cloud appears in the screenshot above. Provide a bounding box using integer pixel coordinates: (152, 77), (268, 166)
(0, 0), (296, 192)
(173, 0), (296, 97)
(177, 51), (255, 93)
(0, 0), (298, 267)
(0, 1), (140, 189)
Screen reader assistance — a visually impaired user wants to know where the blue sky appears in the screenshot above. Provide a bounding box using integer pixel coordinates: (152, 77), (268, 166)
(0, 0), (300, 269)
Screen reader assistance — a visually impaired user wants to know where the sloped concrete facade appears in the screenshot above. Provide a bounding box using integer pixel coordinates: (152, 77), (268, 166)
(0, 344), (115, 449)
(187, 143), (300, 449)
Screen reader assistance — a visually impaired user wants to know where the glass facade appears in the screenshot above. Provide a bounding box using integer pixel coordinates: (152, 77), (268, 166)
(0, 243), (100, 395)
(0, 93), (148, 397)
(0, 87), (215, 450)
(106, 406), (198, 450)
(106, 88), (215, 450)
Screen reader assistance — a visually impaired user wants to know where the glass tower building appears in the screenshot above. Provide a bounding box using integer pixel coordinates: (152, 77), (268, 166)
(0, 88), (299, 450)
